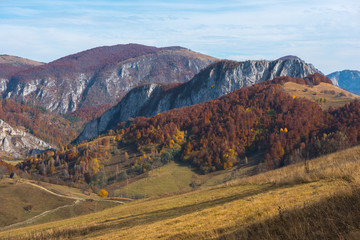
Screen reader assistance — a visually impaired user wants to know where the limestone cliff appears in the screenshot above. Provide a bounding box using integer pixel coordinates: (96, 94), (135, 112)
(0, 120), (52, 158)
(3, 44), (217, 114)
(75, 57), (318, 143)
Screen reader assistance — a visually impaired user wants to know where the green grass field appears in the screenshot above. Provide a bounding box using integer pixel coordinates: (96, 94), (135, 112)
(114, 160), (257, 198)
(115, 161), (196, 197)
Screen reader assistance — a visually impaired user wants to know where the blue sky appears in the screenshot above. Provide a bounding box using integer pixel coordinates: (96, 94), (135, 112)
(0, 0), (359, 74)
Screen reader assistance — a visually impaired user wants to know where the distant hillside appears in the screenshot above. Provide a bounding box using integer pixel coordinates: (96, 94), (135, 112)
(76, 57), (318, 143)
(0, 55), (43, 67)
(114, 73), (357, 173)
(20, 73), (360, 188)
(327, 70), (360, 95)
(0, 98), (83, 148)
(3, 44), (217, 116)
(0, 55), (43, 85)
(283, 81), (359, 110)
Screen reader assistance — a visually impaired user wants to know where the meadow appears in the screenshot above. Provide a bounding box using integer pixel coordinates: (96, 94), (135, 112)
(1, 145), (360, 239)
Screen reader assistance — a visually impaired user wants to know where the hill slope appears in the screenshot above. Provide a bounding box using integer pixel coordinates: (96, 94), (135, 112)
(283, 81), (359, 109)
(22, 73), (360, 190)
(3, 144), (360, 239)
(0, 55), (43, 68)
(0, 178), (121, 230)
(76, 58), (318, 143)
(0, 98), (83, 148)
(4, 44), (217, 116)
(327, 70), (360, 95)
(0, 55), (44, 91)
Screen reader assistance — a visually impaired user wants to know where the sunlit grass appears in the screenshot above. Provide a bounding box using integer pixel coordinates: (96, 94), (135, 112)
(283, 82), (358, 110)
(2, 145), (360, 239)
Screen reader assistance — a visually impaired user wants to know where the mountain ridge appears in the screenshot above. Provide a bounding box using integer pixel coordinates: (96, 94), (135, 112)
(75, 57), (318, 144)
(2, 44), (217, 115)
(327, 70), (360, 95)
(0, 55), (43, 67)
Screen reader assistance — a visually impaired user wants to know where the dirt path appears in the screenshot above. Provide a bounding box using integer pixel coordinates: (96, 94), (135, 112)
(24, 182), (84, 200)
(0, 181), (124, 231)
(0, 199), (83, 231)
(25, 182), (126, 204)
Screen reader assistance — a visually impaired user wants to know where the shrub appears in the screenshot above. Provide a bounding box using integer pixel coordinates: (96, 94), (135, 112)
(24, 204), (33, 212)
(98, 189), (108, 198)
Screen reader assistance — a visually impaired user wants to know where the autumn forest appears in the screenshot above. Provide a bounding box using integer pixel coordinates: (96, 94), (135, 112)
(11, 73), (360, 194)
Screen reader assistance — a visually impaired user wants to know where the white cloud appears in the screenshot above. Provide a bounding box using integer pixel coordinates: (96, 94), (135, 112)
(0, 0), (359, 73)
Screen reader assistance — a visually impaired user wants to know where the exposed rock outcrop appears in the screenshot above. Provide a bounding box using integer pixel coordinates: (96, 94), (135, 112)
(0, 120), (52, 158)
(75, 57), (318, 143)
(3, 44), (217, 114)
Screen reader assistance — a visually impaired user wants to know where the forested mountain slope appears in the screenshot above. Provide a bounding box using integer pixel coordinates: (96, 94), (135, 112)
(76, 57), (318, 143)
(19, 73), (360, 187)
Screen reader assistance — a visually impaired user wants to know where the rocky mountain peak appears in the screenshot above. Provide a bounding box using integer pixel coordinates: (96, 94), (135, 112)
(2, 44), (217, 115)
(75, 57), (319, 144)
(276, 55), (302, 61)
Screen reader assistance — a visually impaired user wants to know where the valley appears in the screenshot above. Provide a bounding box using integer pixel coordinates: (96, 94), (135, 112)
(2, 0), (360, 238)
(0, 44), (359, 240)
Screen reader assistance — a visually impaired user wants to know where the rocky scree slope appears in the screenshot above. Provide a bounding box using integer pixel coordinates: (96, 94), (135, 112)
(2, 44), (217, 114)
(76, 57), (318, 143)
(0, 119), (52, 158)
(327, 70), (360, 95)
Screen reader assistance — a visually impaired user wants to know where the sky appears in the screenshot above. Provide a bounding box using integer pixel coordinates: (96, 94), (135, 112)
(0, 0), (359, 74)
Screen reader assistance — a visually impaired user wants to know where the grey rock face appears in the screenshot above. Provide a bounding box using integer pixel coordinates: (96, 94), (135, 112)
(75, 58), (318, 143)
(3, 45), (216, 114)
(327, 70), (360, 95)
(0, 119), (52, 157)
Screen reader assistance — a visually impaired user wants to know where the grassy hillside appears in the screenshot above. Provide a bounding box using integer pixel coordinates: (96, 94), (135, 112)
(283, 81), (358, 110)
(0, 179), (121, 231)
(0, 55), (43, 67)
(2, 145), (360, 239)
(0, 179), (74, 228)
(112, 161), (253, 198)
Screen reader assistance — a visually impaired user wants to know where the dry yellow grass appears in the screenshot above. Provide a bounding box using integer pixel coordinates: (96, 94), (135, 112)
(233, 144), (360, 186)
(0, 179), (74, 228)
(0, 55), (43, 67)
(91, 181), (348, 240)
(283, 82), (358, 109)
(2, 145), (360, 239)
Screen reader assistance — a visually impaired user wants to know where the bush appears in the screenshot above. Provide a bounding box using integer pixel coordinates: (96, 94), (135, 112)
(98, 189), (108, 198)
(24, 204), (33, 212)
(133, 193), (145, 199)
(118, 171), (128, 181)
